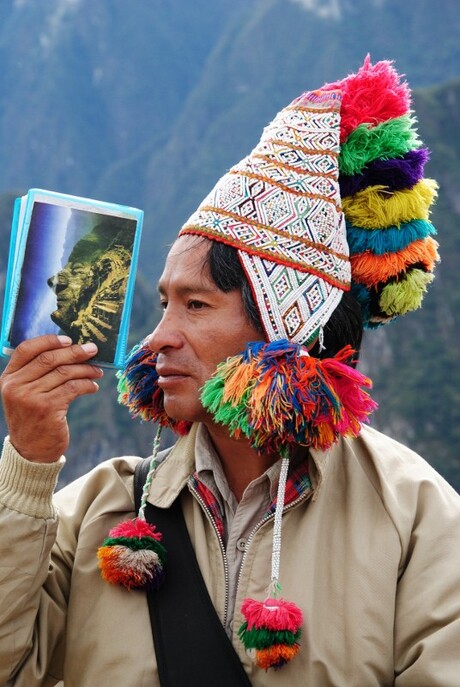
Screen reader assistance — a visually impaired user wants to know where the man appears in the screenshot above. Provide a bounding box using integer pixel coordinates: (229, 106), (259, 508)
(0, 58), (459, 686)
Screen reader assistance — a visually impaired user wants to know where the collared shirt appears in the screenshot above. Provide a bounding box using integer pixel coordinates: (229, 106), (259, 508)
(191, 424), (311, 635)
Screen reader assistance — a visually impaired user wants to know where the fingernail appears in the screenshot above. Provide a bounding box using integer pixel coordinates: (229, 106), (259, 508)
(58, 335), (73, 346)
(81, 342), (98, 354)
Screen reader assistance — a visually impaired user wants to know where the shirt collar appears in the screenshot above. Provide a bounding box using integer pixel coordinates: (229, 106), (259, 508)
(147, 422), (331, 508)
(195, 423), (284, 505)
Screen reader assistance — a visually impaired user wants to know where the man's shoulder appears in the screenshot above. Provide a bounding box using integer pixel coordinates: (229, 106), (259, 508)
(54, 454), (142, 515)
(357, 424), (431, 462)
(346, 424), (459, 511)
(59, 454), (140, 488)
(55, 445), (177, 511)
(356, 424), (446, 476)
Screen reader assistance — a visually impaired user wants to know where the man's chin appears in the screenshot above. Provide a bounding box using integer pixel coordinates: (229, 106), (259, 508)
(50, 311), (71, 329)
(50, 311), (61, 326)
(162, 398), (206, 425)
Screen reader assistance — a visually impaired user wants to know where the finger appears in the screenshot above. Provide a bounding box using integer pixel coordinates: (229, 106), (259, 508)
(3, 334), (74, 373)
(31, 362), (104, 394)
(1, 358), (103, 415)
(43, 376), (102, 405)
(3, 376), (101, 432)
(2, 340), (99, 385)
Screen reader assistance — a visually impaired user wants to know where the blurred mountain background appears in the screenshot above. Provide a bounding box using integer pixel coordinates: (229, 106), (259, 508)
(0, 0), (459, 489)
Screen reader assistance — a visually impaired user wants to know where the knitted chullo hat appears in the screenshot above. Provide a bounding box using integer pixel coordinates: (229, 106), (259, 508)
(180, 55), (438, 334)
(99, 57), (439, 670)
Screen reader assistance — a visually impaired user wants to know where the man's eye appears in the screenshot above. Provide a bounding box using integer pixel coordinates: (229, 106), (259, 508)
(188, 300), (206, 310)
(159, 300), (168, 311)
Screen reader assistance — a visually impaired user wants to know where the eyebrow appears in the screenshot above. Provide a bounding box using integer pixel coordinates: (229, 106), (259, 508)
(157, 282), (219, 297)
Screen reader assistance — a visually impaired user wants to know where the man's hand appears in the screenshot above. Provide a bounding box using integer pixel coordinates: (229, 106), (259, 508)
(0, 335), (104, 463)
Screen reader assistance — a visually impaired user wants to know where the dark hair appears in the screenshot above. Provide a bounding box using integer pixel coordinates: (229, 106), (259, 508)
(206, 240), (363, 360)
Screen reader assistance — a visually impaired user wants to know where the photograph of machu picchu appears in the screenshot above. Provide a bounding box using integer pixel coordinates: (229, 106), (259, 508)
(2, 190), (143, 367)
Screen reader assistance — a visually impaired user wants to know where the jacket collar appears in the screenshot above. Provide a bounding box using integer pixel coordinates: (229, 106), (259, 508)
(146, 423), (200, 508)
(147, 422), (336, 508)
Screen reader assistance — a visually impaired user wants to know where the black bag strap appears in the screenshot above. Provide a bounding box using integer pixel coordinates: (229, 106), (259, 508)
(134, 458), (253, 687)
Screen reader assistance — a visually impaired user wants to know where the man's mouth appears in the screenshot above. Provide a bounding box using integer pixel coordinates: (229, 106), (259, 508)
(156, 368), (190, 387)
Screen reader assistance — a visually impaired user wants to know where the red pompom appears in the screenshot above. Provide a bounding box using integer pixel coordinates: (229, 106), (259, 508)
(241, 597), (303, 633)
(323, 55), (411, 142)
(239, 597), (303, 669)
(98, 517), (166, 591)
(108, 518), (162, 541)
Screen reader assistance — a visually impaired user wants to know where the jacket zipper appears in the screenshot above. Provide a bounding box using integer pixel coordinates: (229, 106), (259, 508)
(188, 479), (312, 628)
(187, 480), (230, 628)
(236, 489), (312, 595)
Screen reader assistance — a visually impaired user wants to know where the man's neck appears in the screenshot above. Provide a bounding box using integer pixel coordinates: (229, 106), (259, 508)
(204, 423), (280, 502)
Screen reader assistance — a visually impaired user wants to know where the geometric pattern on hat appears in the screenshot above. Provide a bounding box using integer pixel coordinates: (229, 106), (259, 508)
(239, 252), (344, 345)
(181, 56), (440, 335)
(180, 88), (350, 344)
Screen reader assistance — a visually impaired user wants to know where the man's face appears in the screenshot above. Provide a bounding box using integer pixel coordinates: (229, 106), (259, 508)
(148, 235), (263, 426)
(47, 260), (93, 331)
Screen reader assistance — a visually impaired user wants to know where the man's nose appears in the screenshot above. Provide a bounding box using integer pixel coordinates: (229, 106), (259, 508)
(147, 310), (184, 353)
(47, 273), (68, 293)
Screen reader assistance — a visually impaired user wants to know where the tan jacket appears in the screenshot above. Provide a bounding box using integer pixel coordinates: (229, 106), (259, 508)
(0, 424), (459, 686)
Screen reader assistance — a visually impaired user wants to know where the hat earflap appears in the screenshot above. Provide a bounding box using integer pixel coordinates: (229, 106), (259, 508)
(201, 339), (377, 454)
(116, 341), (192, 435)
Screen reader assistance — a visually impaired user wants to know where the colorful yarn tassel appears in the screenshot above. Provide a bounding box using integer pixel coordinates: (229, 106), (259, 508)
(323, 54), (411, 143)
(239, 598), (303, 670)
(201, 340), (377, 454)
(98, 424), (168, 592)
(342, 179), (438, 229)
(339, 148), (430, 197)
(238, 456), (303, 670)
(116, 341), (191, 435)
(346, 219), (437, 256)
(98, 517), (166, 590)
(331, 57), (440, 328)
(350, 237), (438, 288)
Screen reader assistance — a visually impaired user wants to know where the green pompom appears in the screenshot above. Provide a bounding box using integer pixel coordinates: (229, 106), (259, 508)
(379, 269), (434, 316)
(238, 623), (301, 650)
(339, 115), (421, 176)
